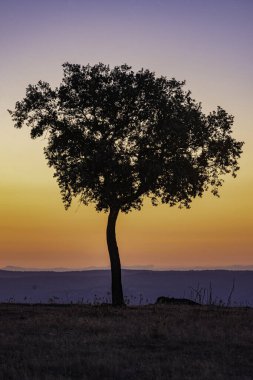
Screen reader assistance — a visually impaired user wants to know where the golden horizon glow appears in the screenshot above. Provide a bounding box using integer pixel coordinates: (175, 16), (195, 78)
(1, 1), (252, 269)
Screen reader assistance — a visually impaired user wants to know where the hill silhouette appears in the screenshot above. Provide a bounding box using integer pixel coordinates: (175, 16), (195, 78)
(0, 269), (252, 306)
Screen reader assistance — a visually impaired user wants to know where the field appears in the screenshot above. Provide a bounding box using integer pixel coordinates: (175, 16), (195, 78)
(0, 303), (253, 380)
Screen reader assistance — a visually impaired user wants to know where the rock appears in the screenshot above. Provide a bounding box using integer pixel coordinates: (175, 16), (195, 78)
(155, 296), (200, 306)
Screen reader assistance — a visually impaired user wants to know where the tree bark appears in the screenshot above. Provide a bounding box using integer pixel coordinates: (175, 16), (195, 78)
(106, 207), (125, 306)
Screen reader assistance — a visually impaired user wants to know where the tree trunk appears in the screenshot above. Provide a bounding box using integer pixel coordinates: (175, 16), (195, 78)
(106, 207), (124, 306)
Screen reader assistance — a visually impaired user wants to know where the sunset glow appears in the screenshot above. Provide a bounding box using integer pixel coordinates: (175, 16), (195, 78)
(1, 0), (252, 269)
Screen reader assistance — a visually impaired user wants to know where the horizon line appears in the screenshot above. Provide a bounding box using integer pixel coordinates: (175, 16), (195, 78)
(1, 264), (253, 272)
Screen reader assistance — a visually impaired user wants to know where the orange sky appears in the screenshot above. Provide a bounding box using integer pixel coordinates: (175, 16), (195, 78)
(1, 0), (252, 269)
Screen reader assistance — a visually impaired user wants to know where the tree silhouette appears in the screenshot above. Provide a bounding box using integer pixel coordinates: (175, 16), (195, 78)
(9, 63), (243, 306)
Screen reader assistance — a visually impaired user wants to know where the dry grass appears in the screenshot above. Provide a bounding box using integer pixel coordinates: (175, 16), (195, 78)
(0, 303), (252, 379)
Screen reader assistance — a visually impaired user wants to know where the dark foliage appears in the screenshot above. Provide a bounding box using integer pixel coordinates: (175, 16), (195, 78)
(9, 63), (243, 213)
(9, 63), (243, 305)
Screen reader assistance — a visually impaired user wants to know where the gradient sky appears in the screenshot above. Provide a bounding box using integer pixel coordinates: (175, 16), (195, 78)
(1, 0), (253, 269)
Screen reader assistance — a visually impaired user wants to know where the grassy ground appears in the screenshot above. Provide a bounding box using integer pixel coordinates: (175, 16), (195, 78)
(0, 303), (252, 380)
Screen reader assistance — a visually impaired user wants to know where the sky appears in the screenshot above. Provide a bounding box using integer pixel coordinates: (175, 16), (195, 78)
(0, 0), (253, 269)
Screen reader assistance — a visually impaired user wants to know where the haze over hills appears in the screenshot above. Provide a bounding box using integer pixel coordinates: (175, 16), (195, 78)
(2, 265), (253, 272)
(0, 268), (252, 306)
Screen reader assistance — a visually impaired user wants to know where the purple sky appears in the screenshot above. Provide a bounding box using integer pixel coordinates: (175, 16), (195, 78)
(1, 0), (253, 269)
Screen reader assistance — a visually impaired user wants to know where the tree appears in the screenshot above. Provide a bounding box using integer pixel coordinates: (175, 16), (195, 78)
(9, 63), (243, 306)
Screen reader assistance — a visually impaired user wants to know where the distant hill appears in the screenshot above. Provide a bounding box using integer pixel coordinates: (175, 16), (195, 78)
(0, 269), (252, 306)
(1, 265), (107, 272)
(2, 265), (253, 272)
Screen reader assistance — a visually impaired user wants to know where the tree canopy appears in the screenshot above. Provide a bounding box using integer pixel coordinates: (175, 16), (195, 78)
(9, 63), (243, 214)
(9, 63), (244, 305)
